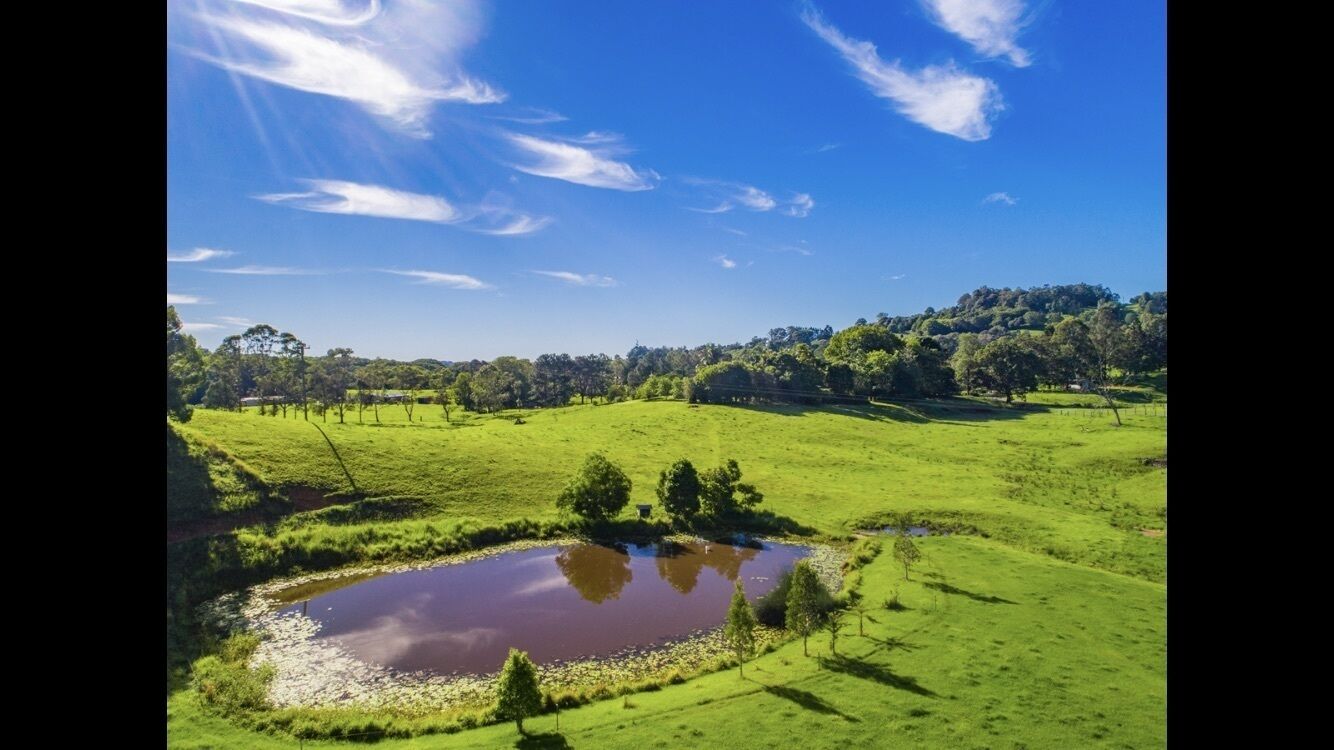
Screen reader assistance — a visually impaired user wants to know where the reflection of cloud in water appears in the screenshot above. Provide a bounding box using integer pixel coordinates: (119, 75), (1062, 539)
(333, 614), (502, 666)
(512, 574), (568, 597)
(511, 552), (559, 568)
(327, 600), (500, 666)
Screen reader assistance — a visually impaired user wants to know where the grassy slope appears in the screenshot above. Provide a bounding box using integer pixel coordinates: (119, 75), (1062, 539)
(169, 395), (1165, 748)
(178, 397), (1166, 580)
(168, 536), (1166, 748)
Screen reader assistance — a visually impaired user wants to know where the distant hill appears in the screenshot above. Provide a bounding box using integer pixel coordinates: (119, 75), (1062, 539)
(869, 284), (1165, 341)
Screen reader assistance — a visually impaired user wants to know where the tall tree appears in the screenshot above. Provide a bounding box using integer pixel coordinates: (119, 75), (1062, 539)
(277, 332), (307, 419)
(699, 459), (763, 517)
(556, 453), (633, 521)
(494, 648), (542, 735)
(395, 364), (426, 422)
(785, 560), (823, 657)
(656, 459), (702, 522)
(358, 359), (392, 423)
(533, 353), (576, 407)
(202, 335), (242, 410)
(1085, 304), (1131, 425)
(950, 334), (986, 394)
(241, 324), (280, 414)
(325, 348), (355, 424)
(722, 579), (758, 678)
(974, 336), (1043, 403)
(824, 324), (904, 364)
(166, 306), (204, 422)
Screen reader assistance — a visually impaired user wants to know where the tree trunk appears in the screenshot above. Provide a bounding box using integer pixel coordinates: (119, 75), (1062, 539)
(803, 635), (808, 656)
(1098, 388), (1122, 426)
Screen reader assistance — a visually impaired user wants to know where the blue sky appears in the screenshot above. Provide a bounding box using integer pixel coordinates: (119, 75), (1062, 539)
(167, 0), (1165, 361)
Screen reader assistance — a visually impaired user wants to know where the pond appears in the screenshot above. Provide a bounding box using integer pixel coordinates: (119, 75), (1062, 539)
(276, 539), (809, 675)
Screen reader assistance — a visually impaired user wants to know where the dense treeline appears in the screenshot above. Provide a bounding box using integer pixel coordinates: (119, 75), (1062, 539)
(165, 283), (1165, 422)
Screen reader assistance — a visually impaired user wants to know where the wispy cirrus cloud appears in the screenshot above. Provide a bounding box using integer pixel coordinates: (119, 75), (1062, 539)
(206, 265), (327, 275)
(685, 179), (814, 218)
(886, 273), (907, 280)
(167, 294), (209, 305)
(231, 0), (384, 27)
(532, 271), (618, 287)
(168, 248), (235, 263)
(923, 0), (1032, 67)
(785, 193), (815, 218)
(984, 191), (1017, 205)
(256, 179), (551, 235)
(766, 243), (814, 256)
(176, 0), (503, 137)
(813, 143), (841, 153)
(714, 254), (738, 269)
(489, 107), (568, 125)
(181, 321), (224, 332)
(505, 132), (658, 191)
(382, 269), (493, 290)
(801, 4), (1002, 141)
(217, 316), (253, 326)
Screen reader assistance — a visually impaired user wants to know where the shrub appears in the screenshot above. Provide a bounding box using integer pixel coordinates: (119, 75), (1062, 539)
(754, 566), (836, 627)
(885, 586), (906, 611)
(191, 655), (275, 716)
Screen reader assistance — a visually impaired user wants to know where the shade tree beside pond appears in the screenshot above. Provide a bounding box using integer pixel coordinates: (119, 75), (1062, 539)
(495, 648), (542, 735)
(556, 453), (632, 521)
(559, 454), (765, 524)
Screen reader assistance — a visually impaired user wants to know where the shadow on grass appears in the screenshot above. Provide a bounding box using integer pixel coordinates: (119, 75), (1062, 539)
(720, 397), (1047, 425)
(760, 684), (860, 722)
(865, 635), (919, 654)
(517, 731), (572, 749)
(823, 655), (938, 697)
(310, 421), (359, 493)
(924, 581), (1018, 605)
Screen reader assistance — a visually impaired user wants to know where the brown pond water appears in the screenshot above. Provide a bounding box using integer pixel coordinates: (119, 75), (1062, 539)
(278, 540), (808, 675)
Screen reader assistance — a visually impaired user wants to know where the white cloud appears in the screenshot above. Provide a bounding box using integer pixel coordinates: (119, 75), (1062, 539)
(181, 321), (224, 332)
(984, 191), (1017, 205)
(217, 316), (253, 326)
(167, 294), (208, 305)
(168, 248), (234, 263)
(815, 143), (841, 153)
(489, 107), (568, 125)
(382, 269), (493, 290)
(231, 0), (383, 27)
(179, 0), (503, 137)
(723, 227), (749, 236)
(686, 179), (813, 217)
(785, 193), (815, 218)
(474, 214), (554, 236)
(923, 0), (1032, 67)
(532, 270), (618, 287)
(257, 179), (551, 235)
(801, 5), (1003, 141)
(506, 133), (657, 191)
(714, 255), (738, 269)
(259, 179), (459, 221)
(207, 265), (326, 275)
(887, 274), (907, 280)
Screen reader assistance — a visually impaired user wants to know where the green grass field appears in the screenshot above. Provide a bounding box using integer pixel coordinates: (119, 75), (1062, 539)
(168, 393), (1166, 748)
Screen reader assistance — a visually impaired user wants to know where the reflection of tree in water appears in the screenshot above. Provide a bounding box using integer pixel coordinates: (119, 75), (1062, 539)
(654, 542), (761, 593)
(655, 541), (705, 595)
(555, 544), (633, 603)
(701, 542), (758, 581)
